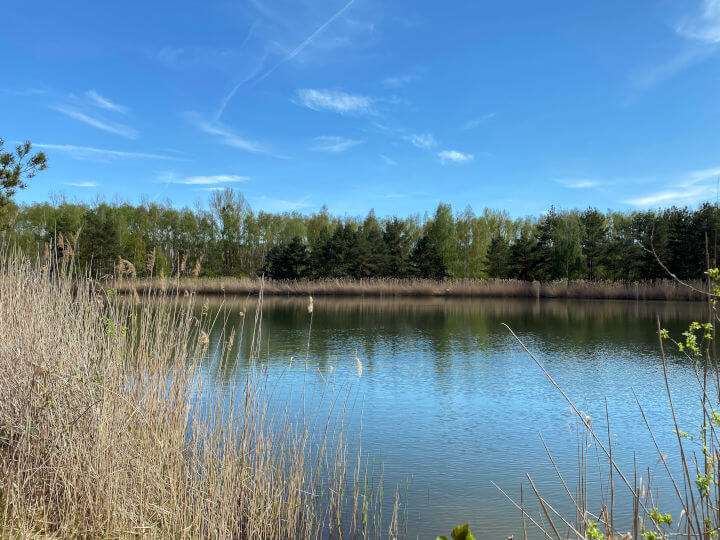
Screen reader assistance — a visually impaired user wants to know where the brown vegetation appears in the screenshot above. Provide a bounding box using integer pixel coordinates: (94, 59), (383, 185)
(116, 276), (706, 301)
(0, 258), (387, 538)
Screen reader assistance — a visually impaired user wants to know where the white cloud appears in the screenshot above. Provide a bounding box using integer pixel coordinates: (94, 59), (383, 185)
(630, 1), (720, 91)
(403, 133), (436, 150)
(437, 150), (474, 164)
(555, 179), (601, 189)
(624, 165), (720, 206)
(51, 106), (137, 139)
(192, 117), (280, 156)
(175, 175), (249, 185)
(685, 166), (720, 184)
(33, 143), (186, 161)
(63, 181), (98, 188)
(85, 90), (128, 114)
(463, 113), (496, 130)
(254, 0), (357, 83)
(677, 0), (720, 43)
(381, 73), (419, 89)
(295, 88), (374, 115)
(625, 186), (713, 206)
(311, 136), (364, 153)
(250, 195), (312, 212)
(380, 154), (397, 165)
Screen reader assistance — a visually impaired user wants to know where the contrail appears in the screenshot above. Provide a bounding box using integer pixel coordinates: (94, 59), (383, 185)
(214, 0), (356, 121)
(258, 0), (356, 81)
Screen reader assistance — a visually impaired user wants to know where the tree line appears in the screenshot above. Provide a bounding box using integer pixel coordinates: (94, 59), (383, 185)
(1, 188), (717, 282)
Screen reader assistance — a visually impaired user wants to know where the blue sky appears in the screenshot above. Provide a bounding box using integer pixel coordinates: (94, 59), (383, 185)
(3, 0), (720, 217)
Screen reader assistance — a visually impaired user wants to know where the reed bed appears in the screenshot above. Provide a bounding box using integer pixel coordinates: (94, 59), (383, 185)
(116, 277), (706, 302)
(0, 257), (387, 538)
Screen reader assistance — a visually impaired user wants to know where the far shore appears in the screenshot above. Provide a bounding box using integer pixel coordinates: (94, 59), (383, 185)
(112, 277), (708, 302)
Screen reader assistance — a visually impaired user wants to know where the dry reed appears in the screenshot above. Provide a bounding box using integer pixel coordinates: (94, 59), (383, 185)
(114, 277), (706, 302)
(0, 256), (386, 538)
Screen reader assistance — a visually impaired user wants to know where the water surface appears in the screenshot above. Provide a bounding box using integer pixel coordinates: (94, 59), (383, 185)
(198, 296), (707, 538)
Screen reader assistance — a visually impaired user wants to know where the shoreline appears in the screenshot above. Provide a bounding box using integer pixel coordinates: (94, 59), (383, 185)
(113, 277), (708, 302)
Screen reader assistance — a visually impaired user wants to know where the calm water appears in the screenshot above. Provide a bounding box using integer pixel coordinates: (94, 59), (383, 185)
(198, 296), (707, 538)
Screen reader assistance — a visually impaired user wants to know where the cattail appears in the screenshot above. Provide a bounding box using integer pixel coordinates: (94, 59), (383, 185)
(307, 295), (314, 314)
(199, 331), (210, 347)
(146, 247), (156, 276)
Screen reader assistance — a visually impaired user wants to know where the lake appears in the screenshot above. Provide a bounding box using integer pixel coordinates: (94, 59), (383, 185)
(196, 295), (707, 538)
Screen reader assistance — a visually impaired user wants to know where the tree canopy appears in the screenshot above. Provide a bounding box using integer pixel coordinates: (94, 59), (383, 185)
(4, 187), (718, 283)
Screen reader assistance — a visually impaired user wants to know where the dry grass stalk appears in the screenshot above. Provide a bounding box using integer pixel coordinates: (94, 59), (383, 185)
(146, 247), (156, 277)
(0, 257), (387, 538)
(116, 257), (137, 278)
(179, 251), (189, 277)
(192, 254), (204, 278)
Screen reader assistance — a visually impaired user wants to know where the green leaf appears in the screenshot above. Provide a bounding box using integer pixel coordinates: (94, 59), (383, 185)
(436, 537), (448, 540)
(451, 523), (476, 540)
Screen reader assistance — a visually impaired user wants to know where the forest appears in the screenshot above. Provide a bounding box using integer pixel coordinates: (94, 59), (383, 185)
(1, 188), (717, 283)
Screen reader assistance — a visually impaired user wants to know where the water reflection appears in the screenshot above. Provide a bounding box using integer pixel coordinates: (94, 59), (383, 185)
(193, 296), (705, 538)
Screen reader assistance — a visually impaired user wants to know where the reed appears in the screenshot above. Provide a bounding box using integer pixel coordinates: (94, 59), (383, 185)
(501, 278), (720, 539)
(0, 256), (386, 538)
(115, 276), (707, 302)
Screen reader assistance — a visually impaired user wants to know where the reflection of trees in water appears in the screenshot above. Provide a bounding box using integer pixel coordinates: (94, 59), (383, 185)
(192, 296), (702, 382)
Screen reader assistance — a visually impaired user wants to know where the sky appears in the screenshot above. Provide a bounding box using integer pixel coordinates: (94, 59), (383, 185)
(3, 0), (720, 218)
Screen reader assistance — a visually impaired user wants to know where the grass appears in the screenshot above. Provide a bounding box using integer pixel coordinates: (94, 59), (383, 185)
(0, 256), (392, 538)
(116, 276), (707, 301)
(499, 275), (720, 539)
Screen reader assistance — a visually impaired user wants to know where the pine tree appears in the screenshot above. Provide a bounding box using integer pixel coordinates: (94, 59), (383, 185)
(410, 235), (446, 279)
(486, 235), (511, 278)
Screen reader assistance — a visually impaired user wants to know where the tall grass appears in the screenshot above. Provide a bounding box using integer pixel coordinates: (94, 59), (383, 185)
(117, 277), (706, 302)
(0, 256), (388, 538)
(500, 273), (720, 538)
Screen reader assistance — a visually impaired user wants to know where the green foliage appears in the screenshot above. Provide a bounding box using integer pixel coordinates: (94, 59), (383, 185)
(586, 520), (604, 540)
(648, 508), (672, 526)
(436, 522), (476, 540)
(4, 173), (720, 283)
(0, 138), (47, 212)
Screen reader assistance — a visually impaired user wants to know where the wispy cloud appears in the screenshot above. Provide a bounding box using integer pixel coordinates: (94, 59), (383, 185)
(403, 133), (436, 150)
(677, 0), (720, 43)
(311, 136), (364, 153)
(85, 90), (128, 114)
(381, 73), (419, 89)
(63, 181), (98, 188)
(626, 186), (713, 206)
(213, 53), (267, 122)
(33, 143), (187, 161)
(191, 116), (282, 157)
(630, 1), (720, 91)
(2, 87), (48, 96)
(254, 0), (357, 83)
(51, 106), (138, 139)
(437, 150), (474, 164)
(625, 165), (720, 206)
(295, 88), (374, 115)
(170, 174), (249, 185)
(463, 113), (496, 130)
(380, 154), (397, 165)
(555, 179), (601, 189)
(249, 195), (312, 212)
